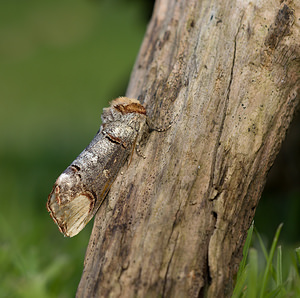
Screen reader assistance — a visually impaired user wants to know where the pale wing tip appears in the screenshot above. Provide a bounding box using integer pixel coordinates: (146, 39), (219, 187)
(47, 191), (94, 237)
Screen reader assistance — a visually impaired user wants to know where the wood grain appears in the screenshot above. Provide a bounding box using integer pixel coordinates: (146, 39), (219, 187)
(77, 0), (300, 297)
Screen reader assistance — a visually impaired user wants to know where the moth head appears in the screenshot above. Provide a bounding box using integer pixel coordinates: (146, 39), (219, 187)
(101, 97), (146, 128)
(111, 97), (146, 115)
(47, 170), (95, 237)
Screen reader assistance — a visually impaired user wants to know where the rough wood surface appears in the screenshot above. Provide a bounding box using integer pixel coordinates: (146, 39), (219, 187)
(77, 0), (300, 297)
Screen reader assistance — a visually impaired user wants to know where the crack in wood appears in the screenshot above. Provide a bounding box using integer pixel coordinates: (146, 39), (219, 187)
(207, 14), (244, 201)
(162, 231), (179, 297)
(205, 14), (245, 295)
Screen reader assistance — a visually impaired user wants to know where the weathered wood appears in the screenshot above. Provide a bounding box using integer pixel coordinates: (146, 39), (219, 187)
(77, 0), (300, 297)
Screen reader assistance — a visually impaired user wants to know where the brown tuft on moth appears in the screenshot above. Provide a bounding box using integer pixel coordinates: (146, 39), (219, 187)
(47, 97), (147, 237)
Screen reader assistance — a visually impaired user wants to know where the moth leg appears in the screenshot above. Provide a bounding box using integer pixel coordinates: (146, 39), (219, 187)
(127, 133), (146, 166)
(127, 133), (138, 166)
(136, 142), (146, 159)
(146, 116), (175, 132)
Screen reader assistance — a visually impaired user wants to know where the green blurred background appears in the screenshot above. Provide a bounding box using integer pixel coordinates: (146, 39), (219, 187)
(0, 1), (299, 297)
(0, 0), (151, 297)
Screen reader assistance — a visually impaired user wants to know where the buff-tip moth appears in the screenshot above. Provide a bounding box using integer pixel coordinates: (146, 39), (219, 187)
(47, 97), (147, 237)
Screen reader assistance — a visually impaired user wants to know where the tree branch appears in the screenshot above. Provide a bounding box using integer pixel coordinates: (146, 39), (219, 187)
(77, 0), (300, 297)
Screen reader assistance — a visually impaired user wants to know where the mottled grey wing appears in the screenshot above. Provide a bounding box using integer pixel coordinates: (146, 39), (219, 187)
(47, 129), (133, 237)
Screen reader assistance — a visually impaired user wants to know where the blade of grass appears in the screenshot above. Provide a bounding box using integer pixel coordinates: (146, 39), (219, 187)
(255, 227), (277, 281)
(264, 287), (281, 298)
(232, 264), (248, 298)
(232, 223), (254, 298)
(295, 247), (300, 268)
(259, 223), (283, 298)
(254, 227), (268, 261)
(237, 222), (254, 280)
(276, 245), (282, 286)
(275, 245), (288, 297)
(247, 248), (258, 298)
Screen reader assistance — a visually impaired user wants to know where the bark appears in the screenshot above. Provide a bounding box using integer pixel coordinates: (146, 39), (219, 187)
(77, 0), (300, 297)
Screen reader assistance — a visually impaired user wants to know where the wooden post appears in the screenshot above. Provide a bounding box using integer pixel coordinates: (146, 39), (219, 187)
(77, 0), (299, 297)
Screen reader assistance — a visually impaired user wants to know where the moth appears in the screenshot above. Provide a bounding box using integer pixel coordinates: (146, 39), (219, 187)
(47, 97), (147, 237)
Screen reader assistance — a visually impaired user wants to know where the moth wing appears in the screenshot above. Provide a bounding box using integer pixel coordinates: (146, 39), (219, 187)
(47, 144), (129, 237)
(48, 191), (93, 237)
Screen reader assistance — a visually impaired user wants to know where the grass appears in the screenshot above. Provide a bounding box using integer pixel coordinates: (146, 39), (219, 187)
(233, 223), (300, 297)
